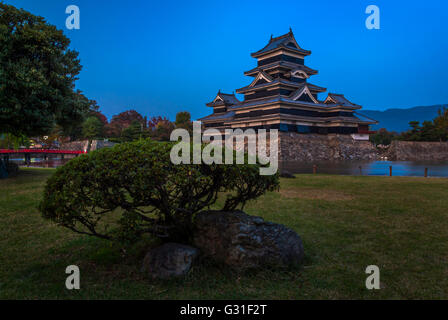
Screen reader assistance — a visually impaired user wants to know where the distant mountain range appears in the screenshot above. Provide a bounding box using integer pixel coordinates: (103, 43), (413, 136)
(360, 105), (448, 133)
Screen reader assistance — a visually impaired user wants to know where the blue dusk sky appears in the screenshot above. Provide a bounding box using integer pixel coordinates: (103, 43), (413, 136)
(5, 0), (448, 121)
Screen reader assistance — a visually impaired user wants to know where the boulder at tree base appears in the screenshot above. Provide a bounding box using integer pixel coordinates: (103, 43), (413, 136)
(193, 211), (304, 271)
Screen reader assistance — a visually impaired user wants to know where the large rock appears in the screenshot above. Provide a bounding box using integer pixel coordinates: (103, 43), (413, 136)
(141, 243), (199, 279)
(193, 211), (304, 270)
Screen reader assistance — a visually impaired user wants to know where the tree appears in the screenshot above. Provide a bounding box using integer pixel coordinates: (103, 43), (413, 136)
(433, 107), (448, 141)
(33, 125), (66, 149)
(147, 116), (166, 130)
(398, 108), (448, 142)
(105, 110), (145, 138)
(153, 119), (175, 141)
(120, 120), (147, 142)
(0, 3), (93, 137)
(39, 139), (279, 243)
(370, 128), (398, 146)
(145, 116), (174, 141)
(91, 110), (108, 126)
(419, 120), (441, 142)
(175, 111), (193, 133)
(398, 121), (423, 141)
(82, 116), (104, 140)
(0, 133), (30, 149)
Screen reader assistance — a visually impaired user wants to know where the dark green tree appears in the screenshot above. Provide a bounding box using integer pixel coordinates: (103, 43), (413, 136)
(409, 121), (421, 132)
(398, 111), (448, 142)
(0, 3), (93, 137)
(39, 139), (280, 243)
(433, 107), (448, 141)
(419, 121), (440, 141)
(120, 120), (145, 142)
(370, 128), (398, 146)
(175, 111), (193, 133)
(399, 121), (423, 141)
(82, 116), (104, 140)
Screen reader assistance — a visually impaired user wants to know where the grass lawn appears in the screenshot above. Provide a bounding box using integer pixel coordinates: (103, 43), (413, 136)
(1, 168), (447, 299)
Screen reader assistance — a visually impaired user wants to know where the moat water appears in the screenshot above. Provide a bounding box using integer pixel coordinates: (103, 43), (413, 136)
(11, 157), (71, 168)
(10, 158), (448, 178)
(281, 160), (448, 178)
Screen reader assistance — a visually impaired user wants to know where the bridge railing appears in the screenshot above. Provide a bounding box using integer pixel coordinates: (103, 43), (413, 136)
(0, 149), (87, 155)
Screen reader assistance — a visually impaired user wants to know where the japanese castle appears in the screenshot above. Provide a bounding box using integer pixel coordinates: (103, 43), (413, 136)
(199, 29), (377, 140)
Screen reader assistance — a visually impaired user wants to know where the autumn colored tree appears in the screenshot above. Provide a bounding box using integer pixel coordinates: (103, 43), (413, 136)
(112, 110), (145, 127)
(105, 110), (145, 138)
(147, 116), (168, 130)
(91, 111), (108, 126)
(153, 119), (175, 141)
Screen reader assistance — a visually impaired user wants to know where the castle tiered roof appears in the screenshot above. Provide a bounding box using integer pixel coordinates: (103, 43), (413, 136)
(244, 61), (318, 78)
(206, 91), (240, 107)
(324, 93), (361, 108)
(251, 29), (311, 58)
(199, 29), (377, 134)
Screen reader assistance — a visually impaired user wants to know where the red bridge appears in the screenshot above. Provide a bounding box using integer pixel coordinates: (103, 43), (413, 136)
(0, 149), (86, 155)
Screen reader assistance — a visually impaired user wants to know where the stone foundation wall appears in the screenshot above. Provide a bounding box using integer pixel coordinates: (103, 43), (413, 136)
(60, 140), (89, 151)
(215, 134), (448, 162)
(386, 140), (448, 161)
(233, 133), (278, 158)
(278, 133), (377, 161)
(90, 140), (116, 151)
(60, 140), (116, 152)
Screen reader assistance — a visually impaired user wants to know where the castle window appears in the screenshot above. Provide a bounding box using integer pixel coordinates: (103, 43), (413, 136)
(297, 125), (311, 133)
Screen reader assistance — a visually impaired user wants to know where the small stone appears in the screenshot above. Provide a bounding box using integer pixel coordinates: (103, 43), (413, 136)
(280, 170), (295, 178)
(141, 243), (199, 279)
